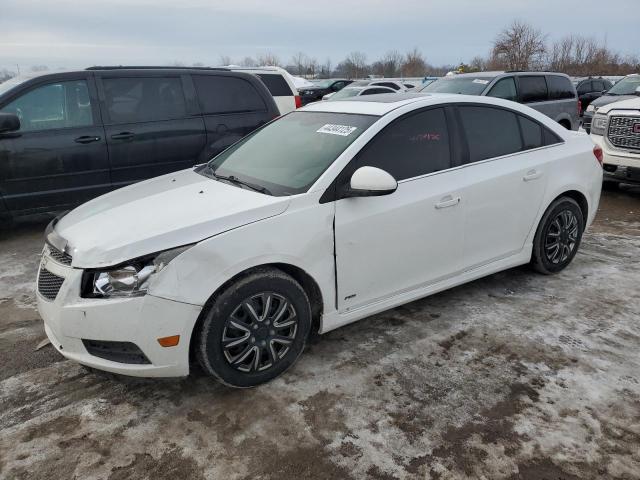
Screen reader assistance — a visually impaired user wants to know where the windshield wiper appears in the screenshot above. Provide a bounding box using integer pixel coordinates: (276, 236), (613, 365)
(203, 165), (272, 195)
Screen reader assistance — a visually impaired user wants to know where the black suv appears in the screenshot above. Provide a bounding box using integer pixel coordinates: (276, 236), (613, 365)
(0, 67), (279, 221)
(298, 79), (352, 105)
(574, 77), (613, 113)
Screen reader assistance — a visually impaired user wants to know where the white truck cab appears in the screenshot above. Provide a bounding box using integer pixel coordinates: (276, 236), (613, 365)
(590, 94), (640, 186)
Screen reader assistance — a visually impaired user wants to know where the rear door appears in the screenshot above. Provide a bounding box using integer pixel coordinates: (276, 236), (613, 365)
(192, 74), (274, 159)
(0, 74), (109, 215)
(454, 105), (552, 269)
(97, 72), (206, 187)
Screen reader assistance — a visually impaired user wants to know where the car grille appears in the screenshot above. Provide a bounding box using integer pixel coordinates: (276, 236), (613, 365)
(37, 268), (65, 301)
(47, 244), (72, 265)
(607, 115), (640, 150)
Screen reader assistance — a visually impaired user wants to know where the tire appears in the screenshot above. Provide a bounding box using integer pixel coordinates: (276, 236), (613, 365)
(531, 197), (584, 275)
(195, 268), (312, 388)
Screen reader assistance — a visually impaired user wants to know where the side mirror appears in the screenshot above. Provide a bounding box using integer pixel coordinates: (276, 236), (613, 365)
(0, 113), (20, 134)
(345, 166), (397, 197)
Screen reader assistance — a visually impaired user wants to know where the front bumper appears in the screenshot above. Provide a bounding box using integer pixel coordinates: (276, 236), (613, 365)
(591, 134), (640, 184)
(36, 253), (202, 377)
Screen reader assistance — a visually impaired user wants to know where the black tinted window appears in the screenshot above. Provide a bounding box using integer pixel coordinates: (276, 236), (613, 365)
(194, 75), (266, 114)
(519, 76), (548, 103)
(355, 108), (450, 180)
(459, 106), (522, 162)
(547, 75), (575, 100)
(256, 74), (293, 96)
(373, 82), (400, 90)
(519, 115), (542, 149)
(362, 88), (390, 95)
(592, 80), (605, 91)
(103, 77), (186, 123)
(487, 77), (517, 101)
(576, 81), (591, 95)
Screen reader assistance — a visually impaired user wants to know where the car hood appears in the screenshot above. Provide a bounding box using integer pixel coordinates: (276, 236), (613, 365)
(52, 169), (290, 268)
(595, 96), (640, 114)
(591, 94), (636, 109)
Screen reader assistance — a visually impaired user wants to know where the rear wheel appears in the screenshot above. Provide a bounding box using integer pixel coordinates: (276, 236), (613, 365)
(531, 197), (584, 274)
(196, 268), (311, 388)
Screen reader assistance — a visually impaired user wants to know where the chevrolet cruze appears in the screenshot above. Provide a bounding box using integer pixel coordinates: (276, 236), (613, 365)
(36, 93), (603, 387)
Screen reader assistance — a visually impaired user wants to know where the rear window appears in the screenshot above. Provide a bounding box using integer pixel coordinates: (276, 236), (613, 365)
(519, 76), (548, 103)
(193, 75), (266, 114)
(103, 77), (187, 123)
(256, 74), (293, 97)
(547, 75), (575, 100)
(422, 77), (494, 95)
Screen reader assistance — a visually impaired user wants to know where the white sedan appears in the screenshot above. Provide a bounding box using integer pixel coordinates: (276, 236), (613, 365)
(37, 93), (603, 387)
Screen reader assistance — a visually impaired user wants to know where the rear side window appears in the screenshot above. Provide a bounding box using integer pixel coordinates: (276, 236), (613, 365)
(592, 80), (605, 91)
(193, 75), (266, 114)
(519, 76), (548, 103)
(547, 75), (575, 100)
(361, 88), (391, 95)
(519, 115), (543, 149)
(372, 82), (400, 90)
(355, 108), (451, 180)
(576, 81), (591, 95)
(459, 106), (522, 162)
(487, 77), (517, 101)
(256, 74), (293, 97)
(103, 77), (186, 123)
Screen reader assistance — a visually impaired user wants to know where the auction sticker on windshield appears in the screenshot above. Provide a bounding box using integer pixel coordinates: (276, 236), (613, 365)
(317, 124), (358, 136)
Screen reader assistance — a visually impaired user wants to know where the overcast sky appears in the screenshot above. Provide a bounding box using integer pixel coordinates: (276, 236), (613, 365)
(1, 0), (638, 72)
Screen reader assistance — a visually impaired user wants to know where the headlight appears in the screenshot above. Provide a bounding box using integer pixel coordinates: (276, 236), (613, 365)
(591, 114), (608, 136)
(585, 104), (595, 113)
(83, 245), (193, 298)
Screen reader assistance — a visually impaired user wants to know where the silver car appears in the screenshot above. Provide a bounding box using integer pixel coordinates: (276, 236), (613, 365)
(421, 71), (579, 130)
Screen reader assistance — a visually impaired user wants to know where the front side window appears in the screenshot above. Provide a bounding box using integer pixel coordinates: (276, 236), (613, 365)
(194, 75), (266, 114)
(354, 108), (451, 181)
(204, 111), (377, 195)
(103, 77), (186, 124)
(487, 77), (517, 101)
(1, 80), (93, 132)
(519, 76), (548, 103)
(459, 106), (522, 162)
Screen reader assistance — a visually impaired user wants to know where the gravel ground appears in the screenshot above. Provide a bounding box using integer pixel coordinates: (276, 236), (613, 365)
(0, 186), (639, 480)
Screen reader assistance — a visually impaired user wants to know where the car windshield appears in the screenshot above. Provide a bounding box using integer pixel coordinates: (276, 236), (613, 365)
(328, 88), (362, 100)
(607, 76), (640, 95)
(202, 111), (377, 196)
(422, 76), (495, 95)
(312, 80), (333, 88)
(0, 75), (32, 96)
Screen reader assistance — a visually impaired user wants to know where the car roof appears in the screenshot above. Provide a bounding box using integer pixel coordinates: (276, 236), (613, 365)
(302, 92), (460, 115)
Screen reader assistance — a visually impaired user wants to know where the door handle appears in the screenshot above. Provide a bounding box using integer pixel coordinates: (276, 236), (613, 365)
(111, 132), (135, 141)
(435, 195), (461, 209)
(74, 135), (101, 144)
(523, 169), (542, 182)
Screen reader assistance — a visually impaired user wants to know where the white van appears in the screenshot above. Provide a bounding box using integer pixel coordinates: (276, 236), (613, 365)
(228, 66), (301, 114)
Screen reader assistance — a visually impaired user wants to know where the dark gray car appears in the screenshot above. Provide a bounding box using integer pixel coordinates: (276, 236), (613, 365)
(582, 74), (640, 133)
(421, 71), (579, 130)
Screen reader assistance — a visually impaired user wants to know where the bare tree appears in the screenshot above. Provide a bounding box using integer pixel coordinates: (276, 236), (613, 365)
(219, 55), (233, 66)
(321, 58), (332, 78)
(492, 20), (546, 70)
(346, 51), (368, 78)
(240, 56), (257, 67)
(380, 50), (404, 77)
(256, 52), (280, 67)
(401, 48), (426, 77)
(290, 52), (308, 76)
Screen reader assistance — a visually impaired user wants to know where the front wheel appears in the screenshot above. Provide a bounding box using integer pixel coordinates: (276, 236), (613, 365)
(195, 268), (311, 388)
(531, 197), (584, 274)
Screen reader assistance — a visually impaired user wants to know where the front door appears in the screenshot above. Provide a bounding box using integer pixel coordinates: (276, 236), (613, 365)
(0, 76), (109, 215)
(334, 107), (465, 312)
(97, 74), (206, 187)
